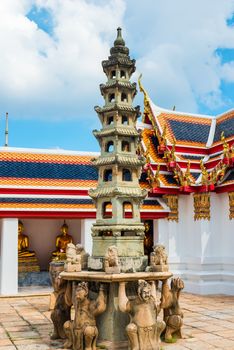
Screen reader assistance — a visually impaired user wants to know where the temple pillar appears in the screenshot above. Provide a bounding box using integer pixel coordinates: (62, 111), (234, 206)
(80, 218), (95, 255)
(0, 218), (18, 295)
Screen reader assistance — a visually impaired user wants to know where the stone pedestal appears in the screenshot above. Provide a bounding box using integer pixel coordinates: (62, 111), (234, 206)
(60, 270), (172, 349)
(18, 271), (51, 287)
(49, 261), (65, 310)
(18, 256), (40, 273)
(97, 282), (129, 348)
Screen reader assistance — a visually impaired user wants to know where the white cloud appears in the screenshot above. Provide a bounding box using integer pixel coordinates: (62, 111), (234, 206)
(0, 0), (234, 122)
(0, 0), (125, 120)
(126, 0), (234, 113)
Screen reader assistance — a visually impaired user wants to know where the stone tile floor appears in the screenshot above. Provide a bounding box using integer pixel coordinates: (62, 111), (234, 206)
(0, 290), (234, 349)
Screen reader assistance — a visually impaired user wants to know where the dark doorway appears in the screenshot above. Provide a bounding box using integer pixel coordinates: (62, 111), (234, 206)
(143, 220), (154, 261)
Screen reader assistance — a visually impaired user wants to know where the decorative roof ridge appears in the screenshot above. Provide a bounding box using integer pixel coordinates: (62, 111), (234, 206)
(139, 76), (215, 120)
(206, 118), (217, 147)
(136, 121), (152, 130)
(0, 146), (99, 157)
(215, 108), (234, 120)
(149, 97), (214, 120)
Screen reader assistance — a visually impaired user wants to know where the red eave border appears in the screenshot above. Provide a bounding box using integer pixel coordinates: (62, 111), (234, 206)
(0, 210), (169, 220)
(215, 184), (234, 193)
(0, 188), (89, 196)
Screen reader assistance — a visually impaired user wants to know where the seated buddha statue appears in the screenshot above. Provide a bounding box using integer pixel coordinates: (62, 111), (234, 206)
(52, 221), (73, 260)
(18, 220), (36, 258)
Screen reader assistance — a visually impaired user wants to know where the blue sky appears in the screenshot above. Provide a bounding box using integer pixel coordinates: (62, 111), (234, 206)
(0, 0), (234, 151)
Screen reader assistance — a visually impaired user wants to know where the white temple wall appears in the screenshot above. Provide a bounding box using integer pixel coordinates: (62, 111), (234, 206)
(80, 218), (95, 255)
(156, 192), (234, 295)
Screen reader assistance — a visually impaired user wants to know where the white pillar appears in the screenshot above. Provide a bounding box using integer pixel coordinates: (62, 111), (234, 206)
(80, 219), (95, 255)
(0, 218), (18, 295)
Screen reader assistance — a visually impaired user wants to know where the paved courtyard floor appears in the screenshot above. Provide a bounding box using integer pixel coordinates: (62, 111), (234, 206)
(0, 290), (234, 349)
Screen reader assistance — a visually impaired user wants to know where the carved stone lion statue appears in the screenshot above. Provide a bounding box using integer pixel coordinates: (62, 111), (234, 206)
(64, 243), (81, 272)
(104, 245), (121, 274)
(149, 244), (168, 272)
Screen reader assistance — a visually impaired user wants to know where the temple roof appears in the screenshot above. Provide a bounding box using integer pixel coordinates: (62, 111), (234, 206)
(139, 81), (234, 194)
(148, 100), (214, 148)
(0, 147), (168, 218)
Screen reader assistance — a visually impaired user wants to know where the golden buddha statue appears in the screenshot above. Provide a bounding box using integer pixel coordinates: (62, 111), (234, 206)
(18, 220), (40, 273)
(18, 220), (36, 257)
(52, 221), (73, 260)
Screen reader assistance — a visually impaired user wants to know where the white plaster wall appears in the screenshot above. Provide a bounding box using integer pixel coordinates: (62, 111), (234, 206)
(21, 219), (81, 270)
(156, 192), (234, 295)
(80, 218), (95, 255)
(218, 192), (234, 260)
(157, 195), (196, 265)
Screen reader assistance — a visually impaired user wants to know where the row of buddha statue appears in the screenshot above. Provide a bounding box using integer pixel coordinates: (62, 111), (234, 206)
(18, 219), (153, 272)
(18, 220), (74, 273)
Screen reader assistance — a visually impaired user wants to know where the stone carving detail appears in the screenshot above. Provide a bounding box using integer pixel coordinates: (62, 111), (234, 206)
(64, 243), (81, 272)
(50, 265), (72, 340)
(149, 244), (168, 272)
(119, 280), (165, 350)
(104, 245), (120, 274)
(161, 277), (184, 342)
(75, 243), (89, 269)
(63, 282), (107, 350)
(49, 261), (64, 310)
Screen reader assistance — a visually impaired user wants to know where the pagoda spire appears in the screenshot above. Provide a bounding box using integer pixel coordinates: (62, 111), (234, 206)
(110, 27), (130, 57)
(114, 27), (125, 47)
(88, 28), (147, 272)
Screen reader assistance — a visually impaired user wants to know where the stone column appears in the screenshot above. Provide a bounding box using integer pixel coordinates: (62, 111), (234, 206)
(0, 218), (18, 295)
(80, 218), (95, 255)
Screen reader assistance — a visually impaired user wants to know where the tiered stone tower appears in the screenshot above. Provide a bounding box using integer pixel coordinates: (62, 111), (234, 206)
(89, 28), (148, 272)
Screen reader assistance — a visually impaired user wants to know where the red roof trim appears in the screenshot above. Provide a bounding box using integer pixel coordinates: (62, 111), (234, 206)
(0, 188), (89, 196)
(150, 188), (179, 195)
(0, 211), (96, 219)
(167, 145), (208, 154)
(215, 184), (234, 193)
(0, 210), (168, 220)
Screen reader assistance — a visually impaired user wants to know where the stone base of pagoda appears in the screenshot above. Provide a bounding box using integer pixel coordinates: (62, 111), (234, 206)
(91, 223), (145, 238)
(88, 255), (148, 272)
(91, 236), (145, 257)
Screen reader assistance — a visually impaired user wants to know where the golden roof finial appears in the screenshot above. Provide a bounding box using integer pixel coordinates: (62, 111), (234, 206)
(185, 160), (191, 177)
(171, 137), (176, 160)
(200, 160), (208, 185)
(138, 74), (151, 123)
(138, 73), (149, 101)
(221, 131), (229, 158)
(154, 164), (161, 187)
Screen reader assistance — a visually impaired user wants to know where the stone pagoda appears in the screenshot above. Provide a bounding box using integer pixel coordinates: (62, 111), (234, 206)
(88, 28), (148, 272)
